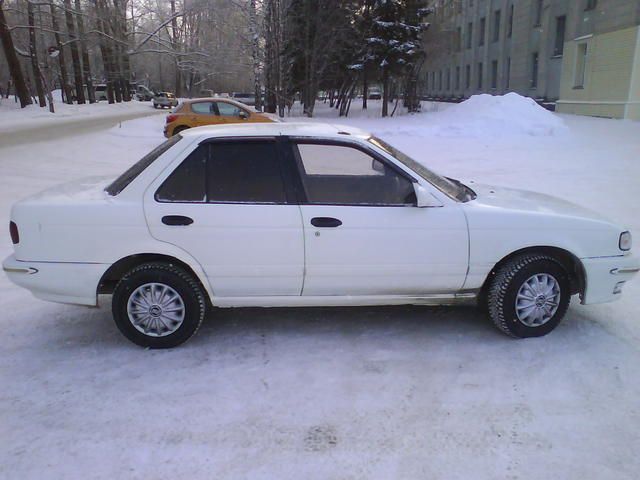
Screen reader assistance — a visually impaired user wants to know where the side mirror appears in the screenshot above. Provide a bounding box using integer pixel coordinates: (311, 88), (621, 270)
(239, 111), (249, 119)
(414, 183), (443, 208)
(371, 159), (386, 173)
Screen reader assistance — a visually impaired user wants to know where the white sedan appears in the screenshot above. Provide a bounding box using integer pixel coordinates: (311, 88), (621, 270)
(3, 123), (639, 348)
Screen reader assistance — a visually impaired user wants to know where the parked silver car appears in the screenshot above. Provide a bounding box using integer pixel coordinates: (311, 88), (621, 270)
(153, 92), (178, 109)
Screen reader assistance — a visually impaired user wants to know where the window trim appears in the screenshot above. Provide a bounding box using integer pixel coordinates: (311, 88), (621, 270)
(288, 138), (419, 208)
(154, 137), (292, 205)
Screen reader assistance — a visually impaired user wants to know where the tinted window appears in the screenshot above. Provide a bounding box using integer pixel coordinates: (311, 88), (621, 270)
(216, 102), (243, 117)
(106, 135), (182, 196)
(295, 143), (415, 206)
(155, 145), (206, 202)
(191, 102), (214, 114)
(207, 142), (285, 203)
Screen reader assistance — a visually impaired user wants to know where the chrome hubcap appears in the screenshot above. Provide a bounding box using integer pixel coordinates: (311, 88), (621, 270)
(515, 273), (561, 327)
(126, 283), (185, 337)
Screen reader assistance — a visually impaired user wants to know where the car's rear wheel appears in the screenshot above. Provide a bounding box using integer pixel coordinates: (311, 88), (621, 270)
(487, 254), (571, 338)
(112, 262), (206, 348)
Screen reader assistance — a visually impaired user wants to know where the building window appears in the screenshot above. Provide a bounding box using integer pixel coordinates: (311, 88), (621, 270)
(456, 26), (462, 51)
(554, 16), (566, 56)
(439, 71), (442, 90)
(531, 52), (539, 88)
(508, 4), (514, 38)
(431, 72), (435, 91)
(479, 17), (486, 46)
(465, 64), (471, 89)
(455, 66), (461, 90)
(584, 0), (597, 11)
(466, 22), (473, 49)
(506, 57), (511, 89)
(534, 0), (543, 27)
(446, 68), (451, 91)
(477, 62), (483, 89)
(574, 43), (588, 87)
(491, 60), (498, 89)
(493, 10), (501, 43)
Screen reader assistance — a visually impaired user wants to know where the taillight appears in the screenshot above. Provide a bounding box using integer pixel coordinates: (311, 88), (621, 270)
(166, 114), (177, 123)
(9, 221), (19, 244)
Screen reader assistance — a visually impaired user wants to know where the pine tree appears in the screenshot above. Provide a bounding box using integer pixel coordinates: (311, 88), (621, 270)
(367, 0), (428, 116)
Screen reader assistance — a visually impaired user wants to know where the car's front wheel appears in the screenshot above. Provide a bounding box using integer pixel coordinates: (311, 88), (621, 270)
(487, 254), (571, 338)
(112, 262), (206, 348)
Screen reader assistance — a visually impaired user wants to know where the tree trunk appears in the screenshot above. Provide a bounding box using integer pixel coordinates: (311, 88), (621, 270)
(63, 0), (84, 103)
(362, 69), (368, 110)
(49, 3), (73, 104)
(249, 0), (262, 111)
(96, 13), (115, 103)
(170, 0), (182, 97)
(74, 0), (94, 103)
(27, 1), (46, 107)
(0, 0), (32, 108)
(381, 67), (389, 117)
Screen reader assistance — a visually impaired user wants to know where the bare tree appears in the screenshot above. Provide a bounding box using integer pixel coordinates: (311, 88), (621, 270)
(27, 0), (46, 106)
(0, 0), (32, 107)
(49, 1), (73, 104)
(63, 0), (85, 102)
(75, 0), (95, 102)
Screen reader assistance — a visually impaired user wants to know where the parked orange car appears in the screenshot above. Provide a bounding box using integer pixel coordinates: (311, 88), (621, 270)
(163, 97), (275, 137)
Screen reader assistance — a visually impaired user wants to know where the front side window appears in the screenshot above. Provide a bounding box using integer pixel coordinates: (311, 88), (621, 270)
(216, 102), (243, 117)
(155, 141), (286, 204)
(294, 143), (415, 206)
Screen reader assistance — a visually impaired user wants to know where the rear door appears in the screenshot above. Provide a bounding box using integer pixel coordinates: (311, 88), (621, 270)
(144, 138), (304, 297)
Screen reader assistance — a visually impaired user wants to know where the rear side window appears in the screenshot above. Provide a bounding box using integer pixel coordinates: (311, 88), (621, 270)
(155, 146), (206, 202)
(191, 102), (214, 114)
(106, 135), (182, 196)
(155, 141), (286, 204)
(207, 142), (285, 203)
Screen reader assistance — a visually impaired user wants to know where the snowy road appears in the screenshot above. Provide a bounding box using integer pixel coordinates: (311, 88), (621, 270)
(1, 103), (639, 479)
(0, 108), (163, 148)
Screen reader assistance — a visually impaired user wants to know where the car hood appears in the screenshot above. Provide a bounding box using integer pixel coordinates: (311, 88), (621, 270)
(468, 182), (610, 223)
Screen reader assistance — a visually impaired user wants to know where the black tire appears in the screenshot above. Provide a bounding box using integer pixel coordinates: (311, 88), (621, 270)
(487, 254), (571, 338)
(112, 262), (206, 348)
(172, 125), (189, 136)
(153, 103), (158, 109)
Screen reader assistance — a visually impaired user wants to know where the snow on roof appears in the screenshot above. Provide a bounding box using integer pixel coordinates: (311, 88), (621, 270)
(180, 122), (371, 139)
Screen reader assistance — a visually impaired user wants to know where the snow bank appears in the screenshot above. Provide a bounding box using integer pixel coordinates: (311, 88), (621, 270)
(433, 93), (567, 137)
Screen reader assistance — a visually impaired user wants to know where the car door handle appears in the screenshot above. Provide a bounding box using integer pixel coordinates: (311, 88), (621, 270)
(162, 215), (194, 226)
(310, 217), (342, 228)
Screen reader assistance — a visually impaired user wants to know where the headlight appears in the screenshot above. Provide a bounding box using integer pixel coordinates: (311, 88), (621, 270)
(619, 231), (632, 251)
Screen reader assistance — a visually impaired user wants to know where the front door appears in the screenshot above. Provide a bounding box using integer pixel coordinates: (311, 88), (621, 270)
(291, 141), (469, 296)
(144, 139), (304, 297)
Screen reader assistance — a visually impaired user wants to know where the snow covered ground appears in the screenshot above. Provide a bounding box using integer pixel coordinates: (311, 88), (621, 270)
(1, 97), (639, 479)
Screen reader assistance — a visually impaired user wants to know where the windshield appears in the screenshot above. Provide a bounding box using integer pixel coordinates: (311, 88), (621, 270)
(367, 136), (475, 202)
(105, 135), (182, 196)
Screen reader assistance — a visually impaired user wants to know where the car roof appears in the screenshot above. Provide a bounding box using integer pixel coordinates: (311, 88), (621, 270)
(178, 122), (371, 140)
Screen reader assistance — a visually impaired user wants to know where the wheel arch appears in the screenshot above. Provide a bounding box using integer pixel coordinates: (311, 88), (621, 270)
(97, 253), (213, 306)
(478, 246), (586, 305)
